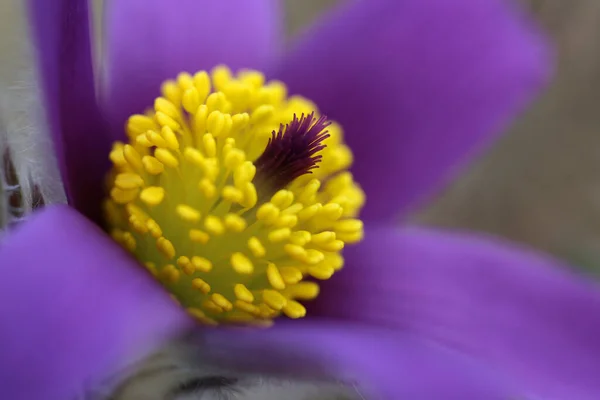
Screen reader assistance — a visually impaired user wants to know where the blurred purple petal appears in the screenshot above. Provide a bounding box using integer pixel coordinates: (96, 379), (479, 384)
(26, 0), (110, 223)
(0, 206), (192, 400)
(204, 321), (523, 399)
(103, 0), (282, 135)
(273, 0), (551, 222)
(314, 227), (600, 399)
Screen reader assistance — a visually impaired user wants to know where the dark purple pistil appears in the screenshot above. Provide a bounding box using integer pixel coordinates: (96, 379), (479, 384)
(254, 112), (330, 195)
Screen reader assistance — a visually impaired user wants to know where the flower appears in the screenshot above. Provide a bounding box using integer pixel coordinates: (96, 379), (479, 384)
(4, 0), (598, 399)
(104, 71), (365, 324)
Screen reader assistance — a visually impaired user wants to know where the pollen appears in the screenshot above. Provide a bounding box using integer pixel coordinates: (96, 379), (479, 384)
(104, 66), (365, 325)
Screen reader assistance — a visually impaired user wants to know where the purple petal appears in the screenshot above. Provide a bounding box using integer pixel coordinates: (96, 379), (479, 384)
(314, 227), (600, 399)
(0, 206), (192, 400)
(26, 0), (111, 223)
(203, 321), (523, 399)
(103, 0), (282, 135)
(273, 0), (551, 222)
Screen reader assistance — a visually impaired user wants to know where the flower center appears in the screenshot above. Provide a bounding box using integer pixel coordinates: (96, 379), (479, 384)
(104, 66), (365, 326)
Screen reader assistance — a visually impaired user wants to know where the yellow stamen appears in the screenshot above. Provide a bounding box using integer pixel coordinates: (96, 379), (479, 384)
(104, 66), (365, 325)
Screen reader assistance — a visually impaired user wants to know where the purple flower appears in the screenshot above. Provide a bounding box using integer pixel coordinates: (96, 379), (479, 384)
(3, 0), (598, 399)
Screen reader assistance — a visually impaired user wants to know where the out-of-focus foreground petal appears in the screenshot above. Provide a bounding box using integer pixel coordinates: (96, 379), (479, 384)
(314, 227), (600, 399)
(26, 0), (110, 223)
(0, 206), (192, 400)
(203, 321), (523, 399)
(103, 0), (282, 135)
(274, 0), (551, 222)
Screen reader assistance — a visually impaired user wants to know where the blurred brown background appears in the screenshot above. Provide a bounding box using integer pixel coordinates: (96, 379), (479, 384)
(2, 0), (600, 268)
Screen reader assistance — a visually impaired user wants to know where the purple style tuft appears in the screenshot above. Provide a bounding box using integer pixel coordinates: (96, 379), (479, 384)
(254, 112), (330, 194)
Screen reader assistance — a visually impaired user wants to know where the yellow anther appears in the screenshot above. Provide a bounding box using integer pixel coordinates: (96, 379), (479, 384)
(224, 81), (251, 105)
(211, 293), (233, 311)
(115, 173), (144, 190)
(146, 219), (163, 238)
(250, 104), (274, 123)
(127, 115), (157, 137)
(336, 230), (364, 244)
(288, 282), (320, 300)
(156, 111), (180, 130)
(189, 229), (210, 244)
(182, 87), (201, 113)
(231, 112), (250, 131)
(161, 80), (181, 105)
(274, 214), (297, 229)
(140, 186), (165, 206)
(105, 67), (364, 325)
(110, 187), (138, 204)
(198, 179), (216, 198)
(183, 147), (204, 166)
(234, 284), (255, 303)
(266, 263), (286, 290)
(271, 190), (294, 209)
(154, 148), (179, 168)
(231, 252), (253, 274)
(222, 186), (243, 203)
(279, 267), (303, 284)
(204, 215), (225, 235)
(297, 203), (322, 221)
(308, 265), (335, 280)
(262, 290), (287, 310)
(335, 218), (364, 233)
(161, 126), (179, 150)
(289, 230), (312, 246)
(257, 303), (277, 319)
(206, 91), (228, 112)
(191, 256), (213, 272)
(177, 256), (195, 275)
(123, 145), (143, 170)
(129, 216), (148, 234)
(282, 203), (303, 215)
(176, 204), (201, 222)
(109, 143), (127, 167)
(235, 300), (259, 315)
(224, 148), (245, 168)
(311, 231), (336, 244)
(284, 244), (307, 261)
(193, 104), (209, 135)
(256, 203), (280, 224)
(211, 65), (231, 89)
(147, 130), (168, 148)
(247, 236), (266, 258)
(156, 237), (175, 259)
(224, 213), (247, 232)
(160, 264), (180, 283)
(316, 240), (345, 252)
(234, 161), (256, 185)
(304, 249), (325, 265)
(268, 228), (291, 243)
(142, 156), (164, 175)
(298, 179), (321, 203)
(193, 71), (211, 100)
(155, 97), (180, 119)
(282, 300), (306, 319)
(192, 278), (211, 294)
(202, 133), (217, 157)
(321, 203), (344, 220)
(136, 134), (153, 147)
(207, 111), (232, 137)
(203, 299), (224, 314)
(240, 182), (257, 208)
